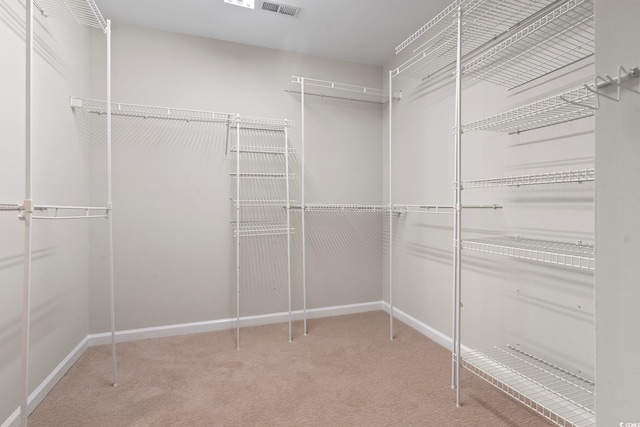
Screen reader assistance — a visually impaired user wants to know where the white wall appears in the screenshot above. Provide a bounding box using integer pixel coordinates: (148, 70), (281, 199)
(595, 0), (640, 424)
(384, 46), (595, 379)
(0, 0), (93, 421)
(87, 24), (384, 333)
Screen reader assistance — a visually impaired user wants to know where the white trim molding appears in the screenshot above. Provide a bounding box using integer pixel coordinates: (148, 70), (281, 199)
(2, 337), (88, 427)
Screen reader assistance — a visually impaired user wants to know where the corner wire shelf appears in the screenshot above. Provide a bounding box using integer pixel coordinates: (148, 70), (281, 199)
(462, 0), (594, 89)
(230, 173), (294, 180)
(285, 76), (388, 104)
(462, 168), (594, 189)
(70, 98), (294, 130)
(462, 236), (595, 270)
(232, 221), (294, 237)
(33, 0), (107, 31)
(392, 0), (558, 80)
(463, 346), (595, 427)
(462, 84), (595, 134)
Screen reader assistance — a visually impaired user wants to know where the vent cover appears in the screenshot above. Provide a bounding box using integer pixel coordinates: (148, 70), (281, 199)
(261, 1), (301, 17)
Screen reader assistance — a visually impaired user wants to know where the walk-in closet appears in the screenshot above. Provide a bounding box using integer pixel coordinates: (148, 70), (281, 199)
(2, 0), (639, 426)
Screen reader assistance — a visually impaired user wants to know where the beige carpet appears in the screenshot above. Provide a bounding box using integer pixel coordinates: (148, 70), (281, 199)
(29, 311), (554, 426)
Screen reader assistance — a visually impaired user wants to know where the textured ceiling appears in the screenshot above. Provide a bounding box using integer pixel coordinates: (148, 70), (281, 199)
(93, 0), (452, 66)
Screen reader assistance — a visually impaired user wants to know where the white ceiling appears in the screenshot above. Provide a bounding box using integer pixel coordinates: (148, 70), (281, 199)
(93, 0), (452, 67)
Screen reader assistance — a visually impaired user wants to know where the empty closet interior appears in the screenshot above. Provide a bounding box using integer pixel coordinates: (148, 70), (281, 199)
(2, 0), (639, 426)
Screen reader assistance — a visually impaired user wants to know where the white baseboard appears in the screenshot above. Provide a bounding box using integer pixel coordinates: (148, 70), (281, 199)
(381, 301), (452, 349)
(88, 301), (383, 346)
(1, 337), (89, 427)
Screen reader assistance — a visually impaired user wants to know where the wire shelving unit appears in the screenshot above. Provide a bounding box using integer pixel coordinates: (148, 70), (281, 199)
(286, 76), (388, 104)
(462, 0), (594, 89)
(462, 236), (595, 270)
(462, 169), (595, 189)
(463, 346), (596, 427)
(462, 84), (596, 133)
(392, 0), (559, 80)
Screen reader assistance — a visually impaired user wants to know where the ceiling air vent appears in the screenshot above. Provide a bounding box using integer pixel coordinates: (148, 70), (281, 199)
(261, 1), (301, 17)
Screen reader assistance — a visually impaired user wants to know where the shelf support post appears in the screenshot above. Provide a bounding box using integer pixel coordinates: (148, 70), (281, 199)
(301, 77), (307, 336)
(453, 4), (463, 408)
(388, 69), (394, 341)
(105, 18), (118, 389)
(235, 114), (241, 350)
(20, 1), (34, 425)
(285, 120), (292, 343)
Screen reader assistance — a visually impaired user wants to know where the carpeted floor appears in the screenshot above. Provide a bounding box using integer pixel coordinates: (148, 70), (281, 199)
(29, 311), (554, 426)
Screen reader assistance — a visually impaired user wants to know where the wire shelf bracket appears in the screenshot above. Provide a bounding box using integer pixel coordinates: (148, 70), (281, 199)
(464, 346), (595, 427)
(462, 235), (595, 270)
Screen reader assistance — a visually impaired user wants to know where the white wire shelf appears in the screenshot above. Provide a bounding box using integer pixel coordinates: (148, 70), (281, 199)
(231, 145), (294, 155)
(229, 173), (294, 180)
(285, 76), (388, 104)
(393, 204), (502, 214)
(463, 346), (595, 427)
(232, 221), (294, 237)
(392, 0), (558, 80)
(293, 204), (390, 213)
(462, 84), (595, 133)
(34, 0), (107, 31)
(232, 199), (292, 207)
(70, 98), (294, 129)
(463, 169), (594, 189)
(462, 0), (594, 89)
(462, 236), (595, 270)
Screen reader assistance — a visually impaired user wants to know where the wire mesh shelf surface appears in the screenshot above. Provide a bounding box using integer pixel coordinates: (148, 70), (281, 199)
(463, 169), (594, 189)
(463, 346), (595, 427)
(392, 0), (557, 80)
(462, 84), (595, 133)
(462, 0), (594, 88)
(462, 236), (595, 270)
(231, 145), (294, 155)
(34, 0), (107, 31)
(232, 221), (294, 237)
(286, 76), (388, 104)
(302, 204), (389, 213)
(70, 98), (293, 129)
(232, 198), (291, 207)
(230, 173), (294, 180)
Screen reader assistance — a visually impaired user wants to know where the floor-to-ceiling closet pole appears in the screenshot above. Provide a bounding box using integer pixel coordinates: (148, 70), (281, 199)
(235, 114), (241, 350)
(105, 19), (117, 388)
(388, 70), (394, 341)
(454, 5), (463, 408)
(20, 1), (34, 425)
(285, 122), (292, 342)
(301, 78), (307, 336)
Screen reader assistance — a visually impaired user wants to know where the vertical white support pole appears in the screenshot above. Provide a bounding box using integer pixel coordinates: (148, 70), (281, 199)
(388, 70), (394, 341)
(20, 1), (34, 425)
(301, 78), (307, 336)
(285, 122), (292, 342)
(105, 19), (117, 388)
(454, 5), (463, 408)
(235, 114), (241, 350)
